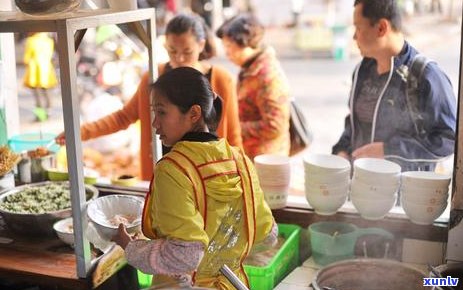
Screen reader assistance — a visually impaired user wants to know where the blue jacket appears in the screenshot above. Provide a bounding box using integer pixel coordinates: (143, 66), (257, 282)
(332, 42), (456, 171)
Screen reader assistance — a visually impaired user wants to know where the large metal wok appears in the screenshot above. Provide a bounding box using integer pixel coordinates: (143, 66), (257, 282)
(311, 258), (427, 290)
(0, 181), (98, 236)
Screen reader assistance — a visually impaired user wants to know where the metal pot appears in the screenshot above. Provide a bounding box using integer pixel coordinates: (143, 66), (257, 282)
(0, 181), (98, 237)
(311, 258), (426, 290)
(17, 153), (56, 184)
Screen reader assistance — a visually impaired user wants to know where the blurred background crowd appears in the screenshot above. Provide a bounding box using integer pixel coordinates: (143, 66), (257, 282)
(13, 0), (463, 181)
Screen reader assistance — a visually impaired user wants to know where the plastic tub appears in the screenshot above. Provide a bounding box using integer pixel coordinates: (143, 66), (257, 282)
(8, 133), (58, 153)
(244, 223), (301, 290)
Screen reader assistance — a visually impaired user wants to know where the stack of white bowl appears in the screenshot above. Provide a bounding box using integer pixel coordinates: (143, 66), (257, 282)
(303, 154), (351, 215)
(401, 171), (451, 225)
(351, 158), (401, 220)
(254, 154), (291, 209)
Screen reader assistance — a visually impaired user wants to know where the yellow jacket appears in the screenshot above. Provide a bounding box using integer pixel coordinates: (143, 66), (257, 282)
(142, 137), (274, 289)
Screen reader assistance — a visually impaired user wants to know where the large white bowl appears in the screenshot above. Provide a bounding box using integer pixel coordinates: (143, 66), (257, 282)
(402, 200), (448, 225)
(254, 154), (291, 187)
(305, 191), (347, 215)
(305, 169), (350, 185)
(401, 193), (449, 206)
(400, 183), (449, 201)
(87, 195), (144, 240)
(305, 182), (350, 197)
(350, 177), (399, 197)
(401, 171), (452, 189)
(353, 171), (401, 187)
(303, 154), (351, 175)
(53, 217), (74, 246)
(353, 158), (401, 186)
(351, 194), (397, 220)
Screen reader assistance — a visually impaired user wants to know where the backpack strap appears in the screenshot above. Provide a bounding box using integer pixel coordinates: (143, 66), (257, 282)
(406, 54), (434, 136)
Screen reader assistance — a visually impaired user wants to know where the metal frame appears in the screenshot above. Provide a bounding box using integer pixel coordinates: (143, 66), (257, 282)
(0, 8), (157, 278)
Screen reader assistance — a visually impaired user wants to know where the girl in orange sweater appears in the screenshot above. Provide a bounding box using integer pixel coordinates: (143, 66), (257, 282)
(56, 14), (242, 180)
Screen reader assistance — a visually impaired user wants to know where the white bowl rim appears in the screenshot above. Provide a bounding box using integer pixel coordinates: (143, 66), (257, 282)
(303, 153), (351, 170)
(254, 154), (290, 165)
(353, 158), (401, 174)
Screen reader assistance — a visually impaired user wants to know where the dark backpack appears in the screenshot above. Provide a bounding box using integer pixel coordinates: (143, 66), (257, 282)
(405, 54), (434, 137)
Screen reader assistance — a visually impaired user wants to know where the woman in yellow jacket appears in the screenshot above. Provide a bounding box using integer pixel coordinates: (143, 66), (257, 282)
(112, 67), (276, 289)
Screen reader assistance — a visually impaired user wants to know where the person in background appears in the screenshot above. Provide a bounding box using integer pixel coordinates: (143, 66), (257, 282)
(216, 13), (291, 160)
(332, 0), (456, 171)
(112, 67), (277, 289)
(23, 32), (58, 117)
(56, 13), (242, 181)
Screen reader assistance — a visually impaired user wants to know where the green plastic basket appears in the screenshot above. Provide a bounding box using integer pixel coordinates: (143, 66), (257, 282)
(136, 223), (301, 290)
(244, 223), (301, 290)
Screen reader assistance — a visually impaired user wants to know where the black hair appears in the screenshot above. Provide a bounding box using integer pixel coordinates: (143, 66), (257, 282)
(354, 0), (402, 31)
(216, 13), (265, 49)
(151, 67), (222, 132)
(165, 13), (217, 60)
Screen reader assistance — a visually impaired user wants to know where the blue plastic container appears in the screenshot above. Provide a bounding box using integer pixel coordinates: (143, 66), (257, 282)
(8, 132), (58, 153)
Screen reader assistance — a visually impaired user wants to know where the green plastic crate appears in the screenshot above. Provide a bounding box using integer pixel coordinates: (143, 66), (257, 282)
(137, 223), (301, 290)
(244, 223), (301, 290)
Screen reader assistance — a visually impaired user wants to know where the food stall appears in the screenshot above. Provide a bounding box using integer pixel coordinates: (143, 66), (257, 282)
(0, 6), (157, 290)
(0, 3), (462, 290)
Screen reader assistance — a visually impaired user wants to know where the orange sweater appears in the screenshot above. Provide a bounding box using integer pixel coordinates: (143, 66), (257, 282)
(80, 63), (242, 180)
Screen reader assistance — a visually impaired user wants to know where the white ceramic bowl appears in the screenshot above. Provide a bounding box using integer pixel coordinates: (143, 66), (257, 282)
(305, 191), (347, 215)
(353, 158), (401, 186)
(402, 200), (448, 225)
(305, 182), (350, 197)
(401, 193), (449, 206)
(305, 169), (351, 185)
(303, 154), (351, 175)
(351, 194), (397, 220)
(53, 217), (74, 246)
(354, 158), (401, 175)
(350, 177), (399, 197)
(400, 184), (449, 198)
(353, 171), (401, 187)
(254, 154), (291, 187)
(401, 171), (452, 189)
(87, 195), (143, 240)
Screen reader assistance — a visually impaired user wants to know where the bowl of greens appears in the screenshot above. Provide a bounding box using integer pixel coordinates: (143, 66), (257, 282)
(0, 181), (98, 236)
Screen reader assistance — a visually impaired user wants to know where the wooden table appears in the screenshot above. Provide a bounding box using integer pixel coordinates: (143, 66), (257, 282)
(0, 214), (138, 290)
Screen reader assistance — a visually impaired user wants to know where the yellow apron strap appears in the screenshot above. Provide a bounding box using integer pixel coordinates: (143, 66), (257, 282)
(231, 148), (257, 257)
(141, 174), (156, 238)
(169, 150), (207, 222)
(141, 152), (207, 237)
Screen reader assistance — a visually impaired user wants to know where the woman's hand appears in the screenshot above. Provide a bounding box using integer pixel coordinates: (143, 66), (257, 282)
(55, 131), (66, 145)
(111, 223), (133, 250)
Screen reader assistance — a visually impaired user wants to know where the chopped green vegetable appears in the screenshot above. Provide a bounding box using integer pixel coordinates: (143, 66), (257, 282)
(0, 183), (92, 214)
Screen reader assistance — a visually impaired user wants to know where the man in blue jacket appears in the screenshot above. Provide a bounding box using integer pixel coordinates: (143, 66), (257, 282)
(332, 0), (456, 171)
